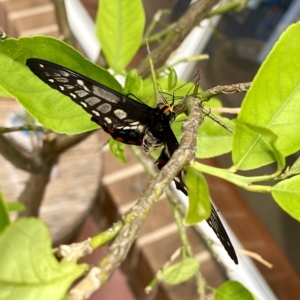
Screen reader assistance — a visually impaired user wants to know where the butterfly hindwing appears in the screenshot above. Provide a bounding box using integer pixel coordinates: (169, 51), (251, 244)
(156, 128), (238, 264)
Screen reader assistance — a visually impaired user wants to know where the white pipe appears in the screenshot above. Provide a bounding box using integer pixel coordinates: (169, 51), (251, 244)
(64, 0), (100, 62)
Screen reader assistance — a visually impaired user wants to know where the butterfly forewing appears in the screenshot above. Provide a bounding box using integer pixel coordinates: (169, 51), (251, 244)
(26, 58), (153, 145)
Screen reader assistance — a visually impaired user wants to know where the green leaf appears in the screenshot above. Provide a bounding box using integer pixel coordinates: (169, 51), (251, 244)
(0, 193), (10, 233)
(109, 138), (126, 163)
(272, 175), (300, 221)
(215, 281), (255, 300)
(288, 157), (300, 175)
(0, 36), (122, 134)
(233, 23), (300, 170)
(184, 166), (211, 224)
(96, 0), (145, 73)
(195, 116), (234, 158)
(0, 218), (86, 300)
(236, 122), (285, 171)
(162, 257), (199, 285)
(124, 69), (143, 97)
(0, 85), (11, 98)
(172, 115), (234, 158)
(167, 67), (178, 91)
(6, 201), (25, 212)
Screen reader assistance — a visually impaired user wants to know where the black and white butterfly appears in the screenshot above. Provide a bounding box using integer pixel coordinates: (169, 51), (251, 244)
(26, 58), (238, 264)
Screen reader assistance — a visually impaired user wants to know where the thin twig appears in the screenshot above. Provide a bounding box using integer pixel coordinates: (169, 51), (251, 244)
(138, 0), (219, 77)
(144, 9), (171, 39)
(210, 107), (241, 114)
(174, 82), (251, 116)
(145, 247), (182, 294)
(236, 248), (273, 268)
(201, 82), (251, 100)
(0, 125), (46, 134)
(207, 0), (250, 18)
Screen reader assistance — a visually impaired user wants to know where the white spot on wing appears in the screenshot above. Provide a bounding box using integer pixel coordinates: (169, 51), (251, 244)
(104, 117), (112, 124)
(85, 97), (101, 106)
(129, 121), (139, 125)
(97, 103), (111, 113)
(93, 86), (120, 103)
(75, 90), (89, 97)
(55, 77), (68, 83)
(138, 125), (144, 133)
(70, 93), (76, 98)
(80, 101), (87, 108)
(174, 177), (180, 183)
(58, 70), (69, 77)
(92, 110), (100, 116)
(114, 109), (127, 119)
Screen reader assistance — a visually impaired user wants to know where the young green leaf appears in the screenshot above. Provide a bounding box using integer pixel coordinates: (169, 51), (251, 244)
(185, 166), (211, 224)
(233, 23), (300, 170)
(215, 281), (255, 300)
(96, 0), (145, 73)
(162, 257), (199, 285)
(167, 67), (178, 91)
(0, 218), (86, 300)
(109, 138), (126, 163)
(272, 175), (300, 221)
(124, 69), (143, 97)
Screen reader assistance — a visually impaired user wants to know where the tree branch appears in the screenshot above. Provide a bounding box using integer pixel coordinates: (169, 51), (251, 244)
(18, 138), (59, 217)
(53, 132), (94, 155)
(174, 82), (251, 116)
(18, 170), (53, 217)
(0, 134), (43, 173)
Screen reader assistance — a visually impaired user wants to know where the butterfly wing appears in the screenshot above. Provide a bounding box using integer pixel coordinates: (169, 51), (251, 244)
(156, 127), (238, 264)
(26, 58), (153, 145)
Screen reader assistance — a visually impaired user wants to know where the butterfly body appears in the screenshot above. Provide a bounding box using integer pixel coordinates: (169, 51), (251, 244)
(26, 58), (238, 264)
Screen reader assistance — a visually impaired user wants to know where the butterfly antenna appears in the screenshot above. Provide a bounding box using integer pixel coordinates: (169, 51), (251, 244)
(192, 71), (201, 96)
(202, 107), (233, 133)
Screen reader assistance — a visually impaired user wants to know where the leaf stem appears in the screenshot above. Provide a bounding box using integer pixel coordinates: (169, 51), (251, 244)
(191, 162), (275, 193)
